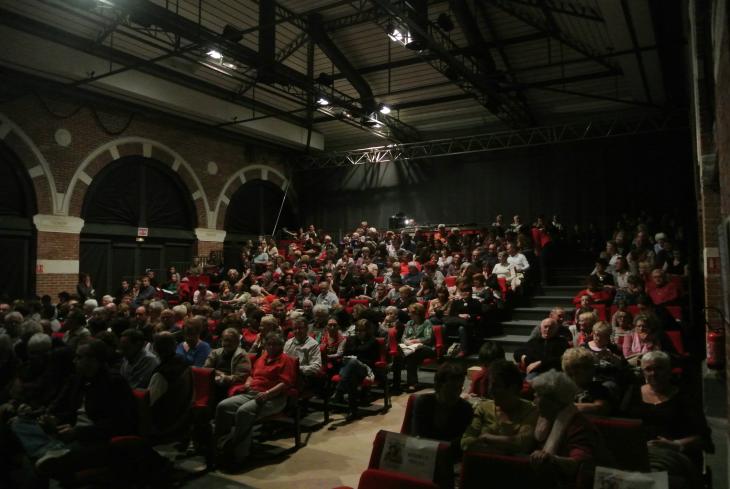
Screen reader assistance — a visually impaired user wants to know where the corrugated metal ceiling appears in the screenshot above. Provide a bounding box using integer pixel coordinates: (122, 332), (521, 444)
(0, 0), (666, 151)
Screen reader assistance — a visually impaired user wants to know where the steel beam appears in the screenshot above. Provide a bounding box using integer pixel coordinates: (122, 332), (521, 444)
(300, 112), (687, 168)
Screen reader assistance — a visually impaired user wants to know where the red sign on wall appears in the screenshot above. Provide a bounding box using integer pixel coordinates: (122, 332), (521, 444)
(36, 264), (44, 274)
(137, 227), (149, 237)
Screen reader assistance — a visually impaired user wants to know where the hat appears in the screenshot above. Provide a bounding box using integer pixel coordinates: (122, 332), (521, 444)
(654, 233), (667, 241)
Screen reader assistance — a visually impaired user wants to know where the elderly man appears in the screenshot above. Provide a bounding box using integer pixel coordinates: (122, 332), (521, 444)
(119, 328), (159, 389)
(214, 332), (295, 467)
(205, 328), (251, 398)
(134, 276), (156, 306)
(528, 307), (572, 343)
(514, 318), (569, 379)
(315, 281), (339, 310)
(284, 317), (322, 385)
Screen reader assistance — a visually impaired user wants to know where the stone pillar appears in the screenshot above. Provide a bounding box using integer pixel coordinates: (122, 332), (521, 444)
(195, 228), (226, 263)
(33, 215), (84, 298)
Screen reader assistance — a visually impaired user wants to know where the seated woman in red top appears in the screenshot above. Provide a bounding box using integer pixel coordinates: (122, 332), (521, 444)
(213, 332), (296, 468)
(467, 341), (505, 400)
(573, 275), (614, 306)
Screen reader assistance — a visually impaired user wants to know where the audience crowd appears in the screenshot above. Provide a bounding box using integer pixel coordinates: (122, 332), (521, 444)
(0, 211), (710, 488)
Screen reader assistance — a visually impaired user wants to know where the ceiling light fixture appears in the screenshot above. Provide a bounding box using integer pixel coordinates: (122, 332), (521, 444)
(207, 49), (223, 60)
(317, 97), (330, 106)
(379, 104), (391, 115)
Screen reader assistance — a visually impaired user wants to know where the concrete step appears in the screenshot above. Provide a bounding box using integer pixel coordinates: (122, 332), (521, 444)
(489, 334), (530, 354)
(530, 295), (574, 308)
(542, 285), (580, 296)
(548, 275), (587, 286)
(502, 319), (538, 336)
(511, 307), (555, 321)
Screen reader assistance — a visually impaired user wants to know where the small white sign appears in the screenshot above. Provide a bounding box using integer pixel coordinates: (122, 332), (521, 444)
(378, 431), (439, 482)
(137, 227), (149, 237)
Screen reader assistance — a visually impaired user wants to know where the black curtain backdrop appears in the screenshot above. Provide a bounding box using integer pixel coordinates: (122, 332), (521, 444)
(82, 156), (195, 229)
(80, 156), (196, 295)
(0, 142), (36, 300)
(295, 132), (695, 236)
(225, 179), (297, 236)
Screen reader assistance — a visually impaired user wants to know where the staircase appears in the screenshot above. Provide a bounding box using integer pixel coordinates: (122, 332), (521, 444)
(490, 267), (588, 357)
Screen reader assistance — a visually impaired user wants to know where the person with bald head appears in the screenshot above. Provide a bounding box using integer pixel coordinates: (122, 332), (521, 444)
(528, 307), (572, 343)
(514, 317), (569, 380)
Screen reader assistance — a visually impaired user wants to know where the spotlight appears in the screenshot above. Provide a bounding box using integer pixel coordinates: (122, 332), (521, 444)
(379, 104), (391, 115)
(387, 27), (404, 43)
(207, 49), (223, 60)
(317, 97), (329, 106)
(222, 62), (237, 70)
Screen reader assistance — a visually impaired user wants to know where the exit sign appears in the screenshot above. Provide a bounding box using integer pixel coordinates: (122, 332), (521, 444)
(137, 227), (149, 237)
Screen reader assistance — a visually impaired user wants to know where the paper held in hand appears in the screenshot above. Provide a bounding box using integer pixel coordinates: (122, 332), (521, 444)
(593, 466), (668, 489)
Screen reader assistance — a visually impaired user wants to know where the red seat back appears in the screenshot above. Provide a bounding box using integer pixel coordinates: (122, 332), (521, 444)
(665, 330), (686, 355)
(349, 299), (370, 307)
(400, 394), (416, 435)
(387, 327), (399, 358)
(593, 303), (607, 321)
(444, 276), (457, 288)
(369, 430), (454, 489)
(191, 367), (215, 409)
(356, 469), (439, 489)
(374, 337), (388, 369)
(665, 305), (682, 320)
(586, 416), (650, 472)
(460, 452), (540, 489)
(431, 325), (444, 358)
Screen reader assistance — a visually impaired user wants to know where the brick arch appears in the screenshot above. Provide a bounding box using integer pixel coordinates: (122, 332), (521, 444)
(65, 137), (212, 227)
(0, 113), (59, 215)
(213, 164), (295, 230)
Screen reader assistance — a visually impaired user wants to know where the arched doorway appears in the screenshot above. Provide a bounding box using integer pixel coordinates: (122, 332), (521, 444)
(0, 142), (36, 299)
(223, 179), (297, 267)
(80, 156), (196, 296)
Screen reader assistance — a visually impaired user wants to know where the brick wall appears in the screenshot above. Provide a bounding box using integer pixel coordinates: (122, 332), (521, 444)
(197, 240), (225, 258)
(0, 86), (293, 297)
(36, 274), (78, 300)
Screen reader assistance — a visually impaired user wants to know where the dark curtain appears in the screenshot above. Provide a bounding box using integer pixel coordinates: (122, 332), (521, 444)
(0, 236), (30, 300)
(79, 241), (109, 298)
(83, 156), (195, 229)
(225, 179), (297, 236)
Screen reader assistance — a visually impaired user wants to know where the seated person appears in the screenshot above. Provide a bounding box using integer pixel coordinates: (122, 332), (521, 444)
(381, 305), (403, 342)
(309, 305), (329, 343)
(461, 360), (538, 454)
(590, 258), (615, 286)
(175, 317), (212, 367)
(320, 317), (346, 375)
(443, 285), (482, 356)
(610, 307), (633, 346)
(528, 307), (572, 343)
(646, 269), (682, 306)
(427, 286), (452, 323)
(13, 340), (138, 482)
(624, 351), (711, 489)
(569, 311), (597, 347)
(529, 370), (604, 489)
(467, 341), (505, 400)
(572, 275), (614, 306)
(283, 317), (323, 387)
(213, 332), (295, 467)
(623, 314), (676, 367)
(561, 348), (613, 416)
(393, 303), (435, 392)
(514, 318), (569, 379)
(582, 321), (625, 393)
(147, 332), (193, 437)
(205, 328), (251, 398)
(119, 328), (159, 389)
(491, 251), (520, 291)
(411, 362), (472, 455)
(333, 319), (379, 421)
(248, 314), (281, 356)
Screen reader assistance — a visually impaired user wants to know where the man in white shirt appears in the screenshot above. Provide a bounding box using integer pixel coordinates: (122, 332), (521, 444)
(506, 243), (530, 273)
(315, 281), (339, 310)
(283, 318), (323, 385)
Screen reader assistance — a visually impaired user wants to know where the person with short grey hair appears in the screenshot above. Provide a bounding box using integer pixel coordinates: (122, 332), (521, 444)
(529, 370), (601, 487)
(315, 281), (339, 309)
(27, 332), (52, 356)
(3, 311), (24, 340)
(214, 331), (294, 467)
(101, 295), (114, 306)
(83, 299), (98, 316)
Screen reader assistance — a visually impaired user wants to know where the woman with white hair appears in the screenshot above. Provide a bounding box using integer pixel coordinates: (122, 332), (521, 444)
(529, 370), (604, 488)
(624, 351), (711, 489)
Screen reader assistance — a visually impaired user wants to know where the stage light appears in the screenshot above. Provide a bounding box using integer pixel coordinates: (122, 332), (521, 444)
(222, 62), (237, 70)
(379, 104), (391, 115)
(387, 27), (404, 42)
(317, 97), (329, 106)
(207, 49), (223, 60)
